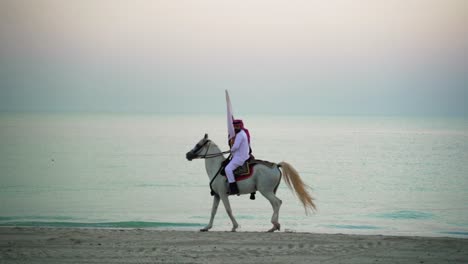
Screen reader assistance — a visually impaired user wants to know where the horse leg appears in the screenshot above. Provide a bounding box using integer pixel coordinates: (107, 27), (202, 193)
(260, 191), (282, 232)
(200, 195), (220, 232)
(220, 194), (239, 232)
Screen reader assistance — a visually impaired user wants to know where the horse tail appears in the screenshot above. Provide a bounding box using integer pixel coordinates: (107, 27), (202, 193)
(278, 161), (316, 213)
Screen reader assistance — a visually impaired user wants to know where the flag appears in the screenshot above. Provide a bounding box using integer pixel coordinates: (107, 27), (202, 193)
(225, 90), (235, 140)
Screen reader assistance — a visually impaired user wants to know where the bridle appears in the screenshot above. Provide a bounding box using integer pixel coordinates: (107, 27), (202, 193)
(188, 139), (232, 197)
(190, 140), (230, 159)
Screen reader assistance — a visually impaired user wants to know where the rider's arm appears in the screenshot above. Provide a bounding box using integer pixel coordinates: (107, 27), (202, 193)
(230, 133), (244, 153)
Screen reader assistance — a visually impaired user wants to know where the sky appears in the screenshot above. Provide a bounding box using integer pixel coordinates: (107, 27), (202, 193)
(0, 0), (467, 116)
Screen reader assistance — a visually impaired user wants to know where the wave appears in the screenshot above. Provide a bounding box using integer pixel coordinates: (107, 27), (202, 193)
(0, 216), (76, 221)
(372, 210), (434, 220)
(326, 224), (381, 230)
(440, 231), (468, 237)
(0, 217), (204, 229)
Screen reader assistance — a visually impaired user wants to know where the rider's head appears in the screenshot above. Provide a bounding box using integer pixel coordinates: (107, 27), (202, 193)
(233, 119), (244, 133)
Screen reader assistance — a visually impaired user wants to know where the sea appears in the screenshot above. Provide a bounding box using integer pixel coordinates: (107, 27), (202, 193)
(1, 113), (467, 238)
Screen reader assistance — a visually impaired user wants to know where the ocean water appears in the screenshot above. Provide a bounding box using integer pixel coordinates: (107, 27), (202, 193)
(1, 113), (467, 238)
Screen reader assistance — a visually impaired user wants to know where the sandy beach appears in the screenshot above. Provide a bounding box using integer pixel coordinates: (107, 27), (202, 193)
(0, 227), (467, 264)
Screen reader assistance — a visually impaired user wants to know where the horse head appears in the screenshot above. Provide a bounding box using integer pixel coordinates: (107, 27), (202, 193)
(186, 133), (210, 161)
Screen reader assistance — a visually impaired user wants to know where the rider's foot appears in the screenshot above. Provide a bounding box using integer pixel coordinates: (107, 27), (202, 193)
(227, 182), (239, 195)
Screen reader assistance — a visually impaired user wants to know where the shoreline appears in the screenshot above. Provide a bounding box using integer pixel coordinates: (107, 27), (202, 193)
(1, 227), (467, 264)
(1, 221), (467, 239)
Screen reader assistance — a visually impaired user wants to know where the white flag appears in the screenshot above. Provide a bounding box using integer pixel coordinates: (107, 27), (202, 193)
(225, 90), (235, 140)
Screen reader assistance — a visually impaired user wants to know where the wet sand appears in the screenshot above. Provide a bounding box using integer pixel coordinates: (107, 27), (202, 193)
(0, 227), (467, 263)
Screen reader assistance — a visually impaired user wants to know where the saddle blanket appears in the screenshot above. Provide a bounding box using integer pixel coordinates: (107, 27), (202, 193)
(222, 159), (276, 181)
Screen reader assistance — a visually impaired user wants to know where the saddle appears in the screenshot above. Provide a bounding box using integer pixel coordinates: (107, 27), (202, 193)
(221, 157), (276, 180)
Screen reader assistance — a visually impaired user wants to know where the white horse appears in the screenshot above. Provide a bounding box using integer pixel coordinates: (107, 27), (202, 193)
(186, 134), (316, 232)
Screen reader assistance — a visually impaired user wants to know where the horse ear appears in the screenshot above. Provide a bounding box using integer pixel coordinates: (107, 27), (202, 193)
(204, 133), (208, 139)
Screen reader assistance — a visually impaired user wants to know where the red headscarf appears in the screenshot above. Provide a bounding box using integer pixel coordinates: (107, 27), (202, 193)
(233, 119), (251, 144)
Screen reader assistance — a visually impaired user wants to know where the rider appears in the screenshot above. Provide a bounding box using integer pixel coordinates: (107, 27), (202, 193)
(226, 119), (252, 195)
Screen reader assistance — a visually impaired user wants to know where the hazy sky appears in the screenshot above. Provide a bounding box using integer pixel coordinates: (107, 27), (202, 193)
(1, 0), (467, 115)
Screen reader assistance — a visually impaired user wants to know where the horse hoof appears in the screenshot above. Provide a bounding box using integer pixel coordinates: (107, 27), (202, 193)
(200, 228), (209, 232)
(267, 224), (281, 232)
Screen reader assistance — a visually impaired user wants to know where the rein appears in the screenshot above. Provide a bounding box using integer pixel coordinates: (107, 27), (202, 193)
(208, 153), (231, 197)
(191, 141), (230, 159)
(199, 151), (231, 159)
(190, 140), (231, 196)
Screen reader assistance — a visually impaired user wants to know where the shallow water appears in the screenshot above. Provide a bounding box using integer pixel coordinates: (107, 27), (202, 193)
(1, 113), (467, 237)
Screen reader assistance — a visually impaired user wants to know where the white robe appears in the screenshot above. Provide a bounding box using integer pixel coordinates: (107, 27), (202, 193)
(226, 130), (250, 183)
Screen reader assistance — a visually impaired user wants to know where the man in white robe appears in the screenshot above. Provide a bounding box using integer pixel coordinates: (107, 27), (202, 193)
(225, 119), (251, 195)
